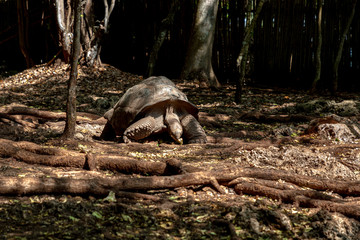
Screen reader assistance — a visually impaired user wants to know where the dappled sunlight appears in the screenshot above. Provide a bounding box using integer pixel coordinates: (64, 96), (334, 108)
(0, 63), (142, 113)
(1, 63), (360, 239)
(0, 0), (360, 238)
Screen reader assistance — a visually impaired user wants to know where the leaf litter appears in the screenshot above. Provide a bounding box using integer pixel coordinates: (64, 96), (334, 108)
(0, 62), (360, 239)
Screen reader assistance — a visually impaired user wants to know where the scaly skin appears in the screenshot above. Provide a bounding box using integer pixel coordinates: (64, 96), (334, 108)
(123, 116), (156, 143)
(165, 106), (183, 144)
(123, 109), (166, 143)
(100, 76), (207, 144)
(180, 113), (207, 143)
(112, 106), (206, 144)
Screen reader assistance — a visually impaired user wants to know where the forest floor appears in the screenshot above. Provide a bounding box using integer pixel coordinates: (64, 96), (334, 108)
(0, 62), (360, 239)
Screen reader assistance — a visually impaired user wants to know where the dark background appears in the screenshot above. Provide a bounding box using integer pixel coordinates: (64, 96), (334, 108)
(1, 0), (359, 91)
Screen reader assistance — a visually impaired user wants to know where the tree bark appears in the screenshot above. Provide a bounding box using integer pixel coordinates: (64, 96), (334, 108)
(0, 166), (360, 218)
(234, 182), (360, 219)
(80, 0), (94, 63)
(16, 0), (34, 68)
(55, 0), (72, 63)
(332, 0), (357, 93)
(2, 138), (360, 218)
(0, 104), (106, 130)
(235, 0), (265, 103)
(62, 0), (82, 139)
(181, 0), (220, 87)
(82, 0), (115, 67)
(0, 139), (183, 175)
(55, 0), (115, 66)
(146, 0), (181, 77)
(2, 138), (360, 198)
(311, 0), (323, 93)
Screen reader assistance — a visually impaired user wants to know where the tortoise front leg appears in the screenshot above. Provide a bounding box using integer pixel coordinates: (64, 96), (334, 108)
(181, 114), (207, 144)
(123, 116), (160, 143)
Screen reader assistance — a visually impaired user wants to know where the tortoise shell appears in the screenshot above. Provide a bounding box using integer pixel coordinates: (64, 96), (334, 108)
(104, 76), (199, 136)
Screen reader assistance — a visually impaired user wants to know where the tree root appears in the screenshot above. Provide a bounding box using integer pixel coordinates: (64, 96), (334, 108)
(0, 112), (37, 128)
(223, 168), (360, 196)
(1, 138), (360, 218)
(0, 170), (359, 218)
(234, 182), (360, 219)
(0, 172), (216, 195)
(0, 104), (106, 125)
(239, 111), (314, 123)
(0, 139), (181, 175)
(1, 138), (360, 195)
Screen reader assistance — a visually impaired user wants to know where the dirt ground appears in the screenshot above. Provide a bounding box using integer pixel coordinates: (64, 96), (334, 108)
(0, 63), (360, 239)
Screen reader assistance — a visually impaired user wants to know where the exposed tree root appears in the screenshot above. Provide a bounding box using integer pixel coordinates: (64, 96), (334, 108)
(0, 139), (181, 175)
(1, 125), (360, 218)
(1, 138), (360, 194)
(0, 170), (359, 218)
(224, 168), (360, 196)
(239, 111), (314, 123)
(0, 138), (87, 168)
(0, 112), (37, 128)
(234, 182), (360, 219)
(232, 178), (342, 202)
(0, 172), (216, 195)
(86, 154), (183, 175)
(0, 104), (106, 125)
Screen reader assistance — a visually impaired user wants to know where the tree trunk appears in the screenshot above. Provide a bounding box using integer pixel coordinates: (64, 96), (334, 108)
(181, 0), (220, 88)
(55, 0), (115, 66)
(82, 0), (115, 67)
(332, 0), (357, 93)
(146, 0), (181, 77)
(55, 0), (72, 63)
(235, 0), (265, 103)
(80, 0), (94, 63)
(62, 0), (81, 139)
(311, 0), (323, 93)
(16, 0), (34, 68)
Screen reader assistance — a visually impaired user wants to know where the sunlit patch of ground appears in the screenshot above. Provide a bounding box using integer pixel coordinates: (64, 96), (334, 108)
(1, 63), (360, 239)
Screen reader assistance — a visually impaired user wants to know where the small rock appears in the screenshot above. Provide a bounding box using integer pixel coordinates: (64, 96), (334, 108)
(74, 132), (85, 140)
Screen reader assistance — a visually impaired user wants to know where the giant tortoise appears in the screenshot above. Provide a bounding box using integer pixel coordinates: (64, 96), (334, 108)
(100, 76), (207, 144)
